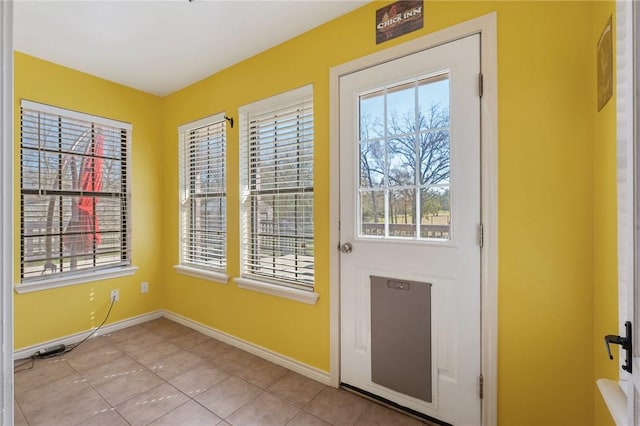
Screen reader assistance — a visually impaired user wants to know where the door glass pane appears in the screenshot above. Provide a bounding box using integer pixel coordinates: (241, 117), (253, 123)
(360, 90), (384, 141)
(358, 73), (451, 240)
(388, 138), (415, 187)
(420, 130), (450, 185)
(418, 76), (449, 130)
(360, 190), (385, 236)
(360, 141), (385, 187)
(421, 187), (450, 240)
(387, 82), (415, 136)
(389, 189), (417, 238)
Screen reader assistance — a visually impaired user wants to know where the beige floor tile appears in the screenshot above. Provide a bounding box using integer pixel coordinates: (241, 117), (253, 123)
(92, 362), (165, 406)
(148, 321), (191, 340)
(169, 360), (229, 397)
(227, 391), (299, 426)
(148, 400), (222, 426)
(169, 329), (212, 349)
(75, 408), (130, 426)
(237, 358), (288, 389)
(187, 339), (234, 360)
(18, 372), (110, 426)
(140, 317), (177, 331)
(212, 347), (259, 374)
(304, 388), (370, 426)
(81, 354), (144, 386)
(147, 348), (205, 380)
(14, 416), (29, 426)
(195, 376), (260, 418)
(286, 411), (332, 426)
(115, 383), (189, 426)
(104, 324), (148, 344)
(66, 334), (112, 355)
(64, 342), (123, 373)
(132, 341), (181, 366)
(13, 317), (425, 426)
(113, 332), (164, 355)
(268, 371), (326, 408)
(14, 357), (76, 397)
(354, 403), (426, 426)
(14, 399), (26, 423)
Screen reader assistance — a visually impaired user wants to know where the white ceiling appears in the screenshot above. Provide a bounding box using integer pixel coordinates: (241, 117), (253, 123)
(14, 0), (367, 96)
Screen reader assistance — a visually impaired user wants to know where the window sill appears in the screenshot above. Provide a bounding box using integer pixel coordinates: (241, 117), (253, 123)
(174, 265), (229, 284)
(597, 378), (627, 426)
(234, 277), (319, 305)
(15, 265), (138, 294)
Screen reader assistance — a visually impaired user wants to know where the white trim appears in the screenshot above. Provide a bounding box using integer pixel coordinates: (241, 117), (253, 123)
(20, 99), (132, 131)
(13, 310), (162, 360)
(163, 309), (331, 385)
(14, 265), (138, 294)
(174, 264), (229, 284)
(13, 308), (331, 386)
(177, 113), (228, 276)
(329, 13), (498, 426)
(238, 84), (313, 116)
(0, 1), (13, 425)
(597, 379), (628, 426)
(613, 1), (635, 424)
(177, 112), (226, 134)
(233, 277), (319, 305)
(617, 0), (634, 353)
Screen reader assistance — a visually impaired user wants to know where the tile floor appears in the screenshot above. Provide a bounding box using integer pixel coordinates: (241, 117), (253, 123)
(14, 317), (433, 426)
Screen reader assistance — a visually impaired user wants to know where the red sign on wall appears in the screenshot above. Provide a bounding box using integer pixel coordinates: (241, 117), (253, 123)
(376, 0), (424, 44)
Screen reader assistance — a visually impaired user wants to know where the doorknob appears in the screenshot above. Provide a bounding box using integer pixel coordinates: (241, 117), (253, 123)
(340, 242), (353, 254)
(605, 321), (633, 373)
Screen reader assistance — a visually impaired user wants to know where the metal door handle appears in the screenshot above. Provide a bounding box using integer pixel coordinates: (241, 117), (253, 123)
(605, 321), (633, 373)
(340, 242), (353, 254)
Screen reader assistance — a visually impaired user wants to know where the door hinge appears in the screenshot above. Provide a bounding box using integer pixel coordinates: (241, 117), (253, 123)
(478, 223), (484, 248)
(478, 73), (484, 98)
(479, 374), (484, 399)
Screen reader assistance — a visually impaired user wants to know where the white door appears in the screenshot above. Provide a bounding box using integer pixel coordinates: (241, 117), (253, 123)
(339, 34), (481, 425)
(616, 1), (640, 424)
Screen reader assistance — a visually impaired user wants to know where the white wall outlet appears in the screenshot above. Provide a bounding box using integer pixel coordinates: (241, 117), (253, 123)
(110, 289), (119, 302)
(141, 282), (149, 294)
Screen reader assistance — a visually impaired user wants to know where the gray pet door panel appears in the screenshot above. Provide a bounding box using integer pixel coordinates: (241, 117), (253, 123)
(370, 275), (432, 402)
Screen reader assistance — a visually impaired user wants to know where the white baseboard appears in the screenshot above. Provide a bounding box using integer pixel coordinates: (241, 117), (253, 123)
(162, 309), (332, 386)
(14, 308), (332, 388)
(14, 310), (163, 360)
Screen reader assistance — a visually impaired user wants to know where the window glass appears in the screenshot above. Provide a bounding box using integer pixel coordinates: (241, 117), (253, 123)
(20, 101), (131, 283)
(239, 86), (314, 290)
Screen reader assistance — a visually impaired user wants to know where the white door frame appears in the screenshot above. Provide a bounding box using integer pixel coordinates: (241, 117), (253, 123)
(329, 13), (498, 426)
(1, 1), (14, 425)
(615, 1), (637, 424)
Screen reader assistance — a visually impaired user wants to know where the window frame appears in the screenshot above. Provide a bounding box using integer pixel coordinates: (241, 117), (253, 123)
(16, 100), (136, 293)
(235, 85), (319, 304)
(174, 112), (229, 284)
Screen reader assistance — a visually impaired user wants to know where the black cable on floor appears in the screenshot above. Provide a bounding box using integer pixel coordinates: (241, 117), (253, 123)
(15, 297), (116, 370)
(13, 356), (35, 373)
(63, 297), (116, 355)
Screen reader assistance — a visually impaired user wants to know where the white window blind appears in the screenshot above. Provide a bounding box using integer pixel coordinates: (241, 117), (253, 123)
(239, 85), (314, 290)
(178, 113), (227, 272)
(19, 100), (132, 284)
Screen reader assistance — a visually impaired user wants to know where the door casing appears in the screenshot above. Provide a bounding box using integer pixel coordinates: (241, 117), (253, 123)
(328, 13), (498, 426)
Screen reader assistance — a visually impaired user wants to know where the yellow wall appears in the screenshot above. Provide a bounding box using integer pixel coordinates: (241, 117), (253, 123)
(161, 2), (604, 425)
(13, 53), (164, 348)
(593, 4), (618, 426)
(13, 1), (620, 425)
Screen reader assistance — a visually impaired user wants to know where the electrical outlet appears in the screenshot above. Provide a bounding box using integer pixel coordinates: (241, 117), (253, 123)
(110, 289), (119, 302)
(141, 282), (149, 293)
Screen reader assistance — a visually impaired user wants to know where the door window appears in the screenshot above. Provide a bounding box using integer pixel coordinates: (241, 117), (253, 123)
(358, 74), (451, 240)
